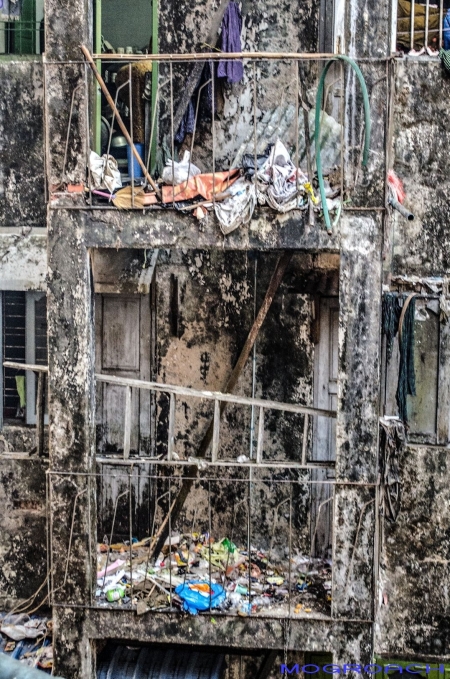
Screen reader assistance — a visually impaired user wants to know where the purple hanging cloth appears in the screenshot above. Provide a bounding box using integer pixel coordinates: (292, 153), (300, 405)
(217, 1), (244, 84)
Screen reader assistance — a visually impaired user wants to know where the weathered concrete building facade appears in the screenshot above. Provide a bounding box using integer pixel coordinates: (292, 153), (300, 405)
(0, 0), (449, 676)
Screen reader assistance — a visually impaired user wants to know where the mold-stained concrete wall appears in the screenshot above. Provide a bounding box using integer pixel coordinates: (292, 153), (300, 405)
(0, 60), (46, 229)
(0, 455), (47, 608)
(376, 445), (450, 659)
(391, 60), (450, 277)
(0, 229), (47, 290)
(158, 0), (322, 172)
(374, 59), (450, 661)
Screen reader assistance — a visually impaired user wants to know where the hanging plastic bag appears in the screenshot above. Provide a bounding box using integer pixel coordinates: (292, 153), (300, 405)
(162, 150), (201, 185)
(89, 150), (122, 194)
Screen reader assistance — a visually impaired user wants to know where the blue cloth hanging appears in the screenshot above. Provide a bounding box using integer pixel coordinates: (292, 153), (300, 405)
(444, 9), (450, 49)
(217, 1), (244, 84)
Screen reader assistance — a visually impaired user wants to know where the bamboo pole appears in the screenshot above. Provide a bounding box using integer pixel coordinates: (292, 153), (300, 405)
(148, 251), (293, 561)
(80, 45), (161, 198)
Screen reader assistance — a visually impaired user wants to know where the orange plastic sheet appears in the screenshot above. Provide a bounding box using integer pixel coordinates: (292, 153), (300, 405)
(161, 169), (240, 204)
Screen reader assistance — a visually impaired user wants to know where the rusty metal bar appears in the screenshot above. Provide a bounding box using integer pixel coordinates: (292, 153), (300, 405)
(301, 413), (309, 465)
(93, 51), (349, 62)
(256, 406), (264, 464)
(208, 480), (213, 612)
(211, 399), (220, 463)
(129, 62), (135, 206)
(288, 484), (293, 618)
(123, 386), (132, 460)
(167, 393), (176, 460)
(129, 473), (133, 603)
(440, 0), (444, 48)
(36, 372), (46, 457)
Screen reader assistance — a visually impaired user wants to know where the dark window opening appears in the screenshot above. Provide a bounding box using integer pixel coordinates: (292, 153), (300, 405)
(3, 291), (26, 421)
(1, 291), (47, 425)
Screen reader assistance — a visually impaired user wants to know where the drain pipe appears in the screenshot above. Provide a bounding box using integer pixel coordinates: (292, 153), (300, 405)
(388, 196), (415, 221)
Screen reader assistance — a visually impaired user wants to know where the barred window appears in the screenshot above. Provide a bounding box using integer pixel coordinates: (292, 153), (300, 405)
(0, 0), (44, 56)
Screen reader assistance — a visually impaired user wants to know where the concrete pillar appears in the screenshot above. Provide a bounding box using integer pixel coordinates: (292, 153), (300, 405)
(43, 0), (91, 188)
(332, 213), (382, 641)
(47, 210), (96, 679)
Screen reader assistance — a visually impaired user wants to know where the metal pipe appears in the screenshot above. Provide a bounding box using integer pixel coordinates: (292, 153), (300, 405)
(388, 196), (414, 221)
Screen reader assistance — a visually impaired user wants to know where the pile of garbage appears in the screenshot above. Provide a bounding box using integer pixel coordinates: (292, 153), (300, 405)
(89, 140), (341, 236)
(0, 614), (53, 672)
(96, 533), (332, 616)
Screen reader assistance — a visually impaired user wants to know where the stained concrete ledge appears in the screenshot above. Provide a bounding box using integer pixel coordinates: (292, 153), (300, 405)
(50, 204), (340, 251)
(78, 607), (372, 656)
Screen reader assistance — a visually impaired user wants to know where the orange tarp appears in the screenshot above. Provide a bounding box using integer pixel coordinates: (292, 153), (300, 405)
(161, 169), (240, 204)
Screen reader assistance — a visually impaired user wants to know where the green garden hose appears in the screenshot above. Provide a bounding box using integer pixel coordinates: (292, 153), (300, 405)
(315, 55), (371, 234)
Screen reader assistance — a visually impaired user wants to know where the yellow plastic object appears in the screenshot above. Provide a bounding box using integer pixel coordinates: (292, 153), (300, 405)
(304, 182), (319, 205)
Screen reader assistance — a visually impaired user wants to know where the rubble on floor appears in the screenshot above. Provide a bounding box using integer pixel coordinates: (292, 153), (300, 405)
(96, 534), (332, 617)
(0, 614), (53, 673)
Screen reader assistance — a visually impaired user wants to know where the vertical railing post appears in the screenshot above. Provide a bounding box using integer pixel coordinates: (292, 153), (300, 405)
(425, 0), (430, 48)
(256, 406), (264, 465)
(410, 0), (415, 50)
(36, 371), (46, 457)
(440, 0), (444, 48)
(123, 386), (132, 460)
(167, 392), (176, 460)
(302, 413), (309, 465)
(211, 399), (220, 463)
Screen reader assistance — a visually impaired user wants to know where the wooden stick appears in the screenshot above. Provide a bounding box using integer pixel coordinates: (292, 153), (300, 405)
(80, 44), (161, 198)
(148, 251), (293, 561)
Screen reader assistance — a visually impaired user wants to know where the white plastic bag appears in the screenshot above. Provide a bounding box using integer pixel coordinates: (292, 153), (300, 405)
(162, 150), (201, 185)
(89, 151), (122, 194)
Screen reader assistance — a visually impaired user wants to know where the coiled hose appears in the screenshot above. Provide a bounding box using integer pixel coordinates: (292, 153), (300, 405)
(315, 55), (371, 234)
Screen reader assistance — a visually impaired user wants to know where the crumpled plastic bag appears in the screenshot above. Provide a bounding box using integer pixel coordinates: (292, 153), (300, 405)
(162, 151), (201, 185)
(214, 178), (256, 235)
(175, 580), (226, 615)
(0, 614), (47, 641)
(89, 150), (122, 194)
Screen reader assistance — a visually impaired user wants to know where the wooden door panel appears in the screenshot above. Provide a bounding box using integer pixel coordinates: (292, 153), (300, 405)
(95, 294), (152, 455)
(102, 296), (140, 372)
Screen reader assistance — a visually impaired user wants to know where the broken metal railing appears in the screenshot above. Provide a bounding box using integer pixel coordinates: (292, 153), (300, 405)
(3, 361), (336, 467)
(47, 50), (366, 226)
(96, 372), (336, 467)
(396, 0), (446, 53)
(3, 361), (48, 457)
(48, 468), (336, 618)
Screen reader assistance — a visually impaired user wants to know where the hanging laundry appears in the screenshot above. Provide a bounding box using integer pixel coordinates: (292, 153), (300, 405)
(175, 62), (214, 144)
(175, 99), (195, 144)
(0, 0), (22, 20)
(217, 1), (244, 84)
(444, 9), (450, 50)
(396, 295), (416, 423)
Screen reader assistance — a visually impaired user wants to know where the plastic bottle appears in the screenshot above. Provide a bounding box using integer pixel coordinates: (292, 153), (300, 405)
(106, 585), (126, 602)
